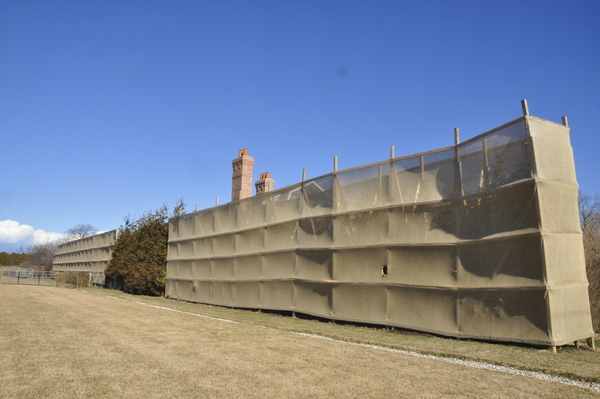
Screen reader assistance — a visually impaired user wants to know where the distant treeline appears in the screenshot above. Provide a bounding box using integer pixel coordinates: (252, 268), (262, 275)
(0, 251), (30, 267)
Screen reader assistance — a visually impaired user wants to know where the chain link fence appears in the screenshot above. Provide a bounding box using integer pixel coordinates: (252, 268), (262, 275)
(1, 268), (56, 286)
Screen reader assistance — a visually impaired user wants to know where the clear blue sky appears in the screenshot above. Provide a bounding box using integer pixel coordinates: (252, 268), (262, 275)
(1, 1), (599, 252)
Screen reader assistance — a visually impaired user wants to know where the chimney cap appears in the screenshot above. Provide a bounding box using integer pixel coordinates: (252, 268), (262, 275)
(238, 148), (249, 157)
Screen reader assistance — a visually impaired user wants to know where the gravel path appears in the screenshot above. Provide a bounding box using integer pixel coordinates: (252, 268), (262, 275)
(295, 332), (600, 393)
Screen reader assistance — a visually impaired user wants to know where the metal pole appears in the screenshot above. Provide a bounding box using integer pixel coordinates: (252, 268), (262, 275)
(333, 156), (338, 172)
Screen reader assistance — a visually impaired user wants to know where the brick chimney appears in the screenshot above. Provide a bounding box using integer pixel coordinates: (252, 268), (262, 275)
(232, 148), (254, 202)
(255, 172), (275, 196)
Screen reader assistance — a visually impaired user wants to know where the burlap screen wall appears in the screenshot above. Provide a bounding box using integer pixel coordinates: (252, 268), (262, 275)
(166, 115), (593, 346)
(52, 230), (117, 286)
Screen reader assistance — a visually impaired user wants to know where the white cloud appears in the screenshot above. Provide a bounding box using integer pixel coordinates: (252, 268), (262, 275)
(0, 220), (65, 246)
(32, 229), (65, 244)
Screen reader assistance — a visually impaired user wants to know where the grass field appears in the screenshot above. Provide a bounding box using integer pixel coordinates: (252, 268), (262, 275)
(1, 285), (598, 398)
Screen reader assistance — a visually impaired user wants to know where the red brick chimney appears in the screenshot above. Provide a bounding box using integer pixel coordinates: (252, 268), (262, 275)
(255, 172), (275, 196)
(232, 148), (254, 202)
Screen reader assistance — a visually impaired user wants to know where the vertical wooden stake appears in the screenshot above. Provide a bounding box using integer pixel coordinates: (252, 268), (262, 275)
(521, 99), (530, 116)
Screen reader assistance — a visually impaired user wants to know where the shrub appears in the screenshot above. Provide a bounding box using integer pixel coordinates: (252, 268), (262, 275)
(105, 205), (170, 296)
(584, 228), (600, 332)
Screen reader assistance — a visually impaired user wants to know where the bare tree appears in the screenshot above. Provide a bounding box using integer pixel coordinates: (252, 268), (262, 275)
(579, 191), (600, 332)
(579, 191), (600, 231)
(25, 240), (57, 270)
(173, 197), (186, 217)
(65, 224), (98, 241)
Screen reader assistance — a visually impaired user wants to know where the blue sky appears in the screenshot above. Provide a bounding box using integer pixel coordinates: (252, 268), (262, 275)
(1, 1), (599, 252)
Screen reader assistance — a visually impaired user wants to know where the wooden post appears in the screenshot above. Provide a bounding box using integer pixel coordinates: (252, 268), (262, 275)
(378, 165), (383, 204)
(414, 155), (424, 202)
(454, 128), (464, 199)
(521, 99), (530, 116)
(482, 138), (489, 189)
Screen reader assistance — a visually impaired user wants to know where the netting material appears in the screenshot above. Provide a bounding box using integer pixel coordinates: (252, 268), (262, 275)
(166, 116), (593, 345)
(52, 230), (117, 286)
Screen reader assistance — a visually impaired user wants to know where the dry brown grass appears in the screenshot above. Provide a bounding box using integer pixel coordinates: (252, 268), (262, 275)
(87, 287), (600, 384)
(1, 285), (598, 398)
(55, 271), (90, 288)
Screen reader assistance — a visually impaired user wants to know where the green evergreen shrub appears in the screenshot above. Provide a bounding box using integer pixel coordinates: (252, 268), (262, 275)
(584, 228), (600, 332)
(105, 205), (170, 296)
